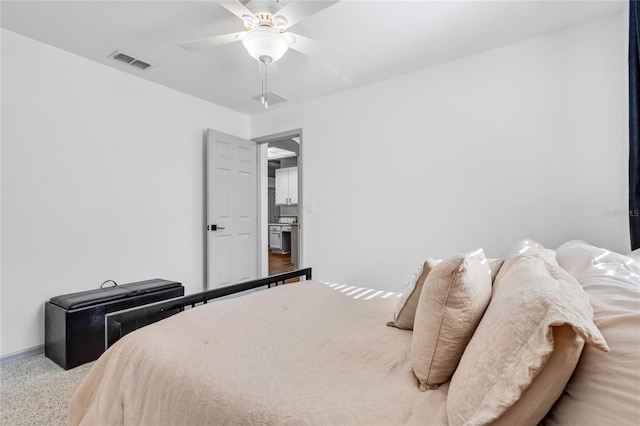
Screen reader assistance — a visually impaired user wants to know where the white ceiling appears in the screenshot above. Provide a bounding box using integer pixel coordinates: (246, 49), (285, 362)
(1, 0), (625, 116)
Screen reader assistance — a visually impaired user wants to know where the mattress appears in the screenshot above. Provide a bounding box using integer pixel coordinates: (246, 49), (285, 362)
(69, 280), (449, 425)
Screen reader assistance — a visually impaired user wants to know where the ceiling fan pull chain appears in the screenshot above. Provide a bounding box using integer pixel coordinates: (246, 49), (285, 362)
(260, 61), (265, 105)
(264, 62), (269, 109)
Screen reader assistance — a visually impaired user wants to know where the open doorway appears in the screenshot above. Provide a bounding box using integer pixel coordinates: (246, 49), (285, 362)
(267, 139), (298, 276)
(254, 130), (302, 279)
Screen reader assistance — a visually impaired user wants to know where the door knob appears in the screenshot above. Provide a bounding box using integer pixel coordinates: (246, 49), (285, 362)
(208, 225), (226, 231)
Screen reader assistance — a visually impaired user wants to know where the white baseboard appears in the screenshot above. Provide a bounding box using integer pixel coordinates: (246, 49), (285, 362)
(0, 345), (44, 365)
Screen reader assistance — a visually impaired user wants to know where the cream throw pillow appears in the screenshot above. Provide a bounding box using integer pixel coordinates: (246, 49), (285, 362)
(488, 258), (503, 283)
(492, 325), (584, 426)
(495, 239), (555, 284)
(501, 238), (546, 258)
(447, 252), (609, 426)
(388, 258), (440, 330)
(411, 249), (492, 391)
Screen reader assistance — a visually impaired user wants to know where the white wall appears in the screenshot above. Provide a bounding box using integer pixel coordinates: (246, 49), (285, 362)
(252, 14), (628, 291)
(0, 30), (250, 357)
(0, 12), (628, 356)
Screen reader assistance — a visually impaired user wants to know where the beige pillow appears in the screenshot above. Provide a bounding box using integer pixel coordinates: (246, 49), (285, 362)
(492, 325), (584, 426)
(447, 252), (609, 425)
(501, 238), (547, 258)
(387, 258), (440, 330)
(495, 239), (556, 284)
(544, 241), (640, 426)
(488, 258), (504, 283)
(411, 249), (492, 391)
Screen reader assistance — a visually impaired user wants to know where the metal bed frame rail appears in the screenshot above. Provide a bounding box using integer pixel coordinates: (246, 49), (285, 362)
(104, 268), (312, 349)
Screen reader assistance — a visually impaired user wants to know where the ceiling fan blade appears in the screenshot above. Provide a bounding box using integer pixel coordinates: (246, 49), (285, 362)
(274, 0), (339, 30)
(218, 0), (254, 21)
(178, 32), (243, 52)
(287, 32), (346, 65)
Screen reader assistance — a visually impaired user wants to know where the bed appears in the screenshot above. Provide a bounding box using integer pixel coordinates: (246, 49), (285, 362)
(70, 280), (448, 425)
(69, 240), (640, 426)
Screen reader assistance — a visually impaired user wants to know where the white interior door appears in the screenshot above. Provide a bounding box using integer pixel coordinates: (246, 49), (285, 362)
(206, 129), (257, 289)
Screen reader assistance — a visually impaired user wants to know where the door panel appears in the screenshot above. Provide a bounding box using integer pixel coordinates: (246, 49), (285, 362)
(217, 168), (232, 218)
(238, 233), (251, 281)
(216, 234), (232, 285)
(207, 129), (257, 289)
(237, 171), (251, 218)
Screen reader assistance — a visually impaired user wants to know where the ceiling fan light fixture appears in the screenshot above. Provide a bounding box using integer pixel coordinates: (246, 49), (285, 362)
(242, 27), (289, 64)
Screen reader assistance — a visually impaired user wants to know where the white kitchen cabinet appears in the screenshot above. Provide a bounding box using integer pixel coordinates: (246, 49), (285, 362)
(275, 167), (298, 205)
(269, 225), (282, 250)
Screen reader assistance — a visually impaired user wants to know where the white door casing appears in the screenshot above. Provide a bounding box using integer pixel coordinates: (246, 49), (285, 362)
(206, 129), (257, 289)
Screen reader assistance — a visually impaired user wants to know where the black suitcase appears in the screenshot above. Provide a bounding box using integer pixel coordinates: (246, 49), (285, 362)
(45, 278), (184, 369)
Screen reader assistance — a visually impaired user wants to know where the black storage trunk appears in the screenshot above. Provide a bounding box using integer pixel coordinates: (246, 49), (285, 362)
(45, 278), (184, 369)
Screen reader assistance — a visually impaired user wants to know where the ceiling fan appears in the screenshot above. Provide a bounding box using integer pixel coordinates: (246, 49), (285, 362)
(178, 0), (341, 109)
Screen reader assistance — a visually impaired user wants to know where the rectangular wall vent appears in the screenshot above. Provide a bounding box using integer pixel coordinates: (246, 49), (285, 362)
(109, 50), (153, 70)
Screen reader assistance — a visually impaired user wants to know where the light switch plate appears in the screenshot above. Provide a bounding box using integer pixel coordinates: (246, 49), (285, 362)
(305, 203), (315, 213)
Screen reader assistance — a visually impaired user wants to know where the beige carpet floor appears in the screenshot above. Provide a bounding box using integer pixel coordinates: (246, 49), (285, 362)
(0, 354), (93, 426)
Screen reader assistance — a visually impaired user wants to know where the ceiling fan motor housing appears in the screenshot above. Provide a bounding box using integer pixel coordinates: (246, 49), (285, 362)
(243, 12), (287, 32)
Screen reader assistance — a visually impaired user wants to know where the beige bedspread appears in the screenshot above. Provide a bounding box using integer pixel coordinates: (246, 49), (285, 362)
(69, 281), (449, 425)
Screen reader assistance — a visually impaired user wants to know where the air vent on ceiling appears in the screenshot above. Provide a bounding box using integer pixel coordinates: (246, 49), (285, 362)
(109, 50), (153, 70)
(251, 92), (288, 106)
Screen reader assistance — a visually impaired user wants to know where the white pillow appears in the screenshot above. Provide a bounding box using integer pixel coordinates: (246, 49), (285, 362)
(545, 240), (640, 426)
(627, 247), (640, 262)
(387, 259), (441, 330)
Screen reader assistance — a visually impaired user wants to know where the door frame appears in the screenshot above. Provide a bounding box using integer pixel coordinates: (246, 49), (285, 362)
(253, 129), (303, 277)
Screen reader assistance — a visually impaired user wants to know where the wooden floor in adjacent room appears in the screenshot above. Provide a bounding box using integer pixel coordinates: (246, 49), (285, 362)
(268, 251), (299, 283)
